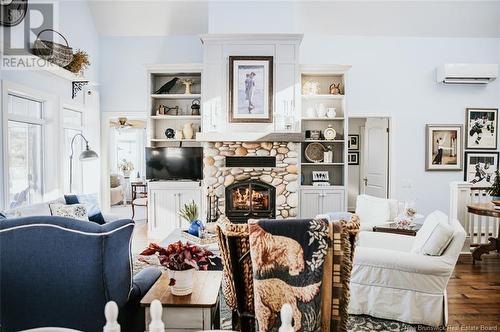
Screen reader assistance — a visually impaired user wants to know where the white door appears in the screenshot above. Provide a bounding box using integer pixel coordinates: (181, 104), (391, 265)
(322, 190), (345, 214)
(300, 190), (322, 218)
(149, 189), (177, 239)
(362, 118), (389, 198)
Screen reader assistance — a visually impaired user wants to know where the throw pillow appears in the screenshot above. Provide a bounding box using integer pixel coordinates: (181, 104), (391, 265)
(411, 210), (454, 256)
(64, 194), (106, 225)
(355, 195), (391, 226)
(49, 203), (89, 221)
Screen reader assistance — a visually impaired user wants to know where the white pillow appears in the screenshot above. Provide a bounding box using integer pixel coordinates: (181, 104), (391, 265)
(49, 203), (89, 221)
(411, 210), (454, 256)
(355, 195), (391, 226)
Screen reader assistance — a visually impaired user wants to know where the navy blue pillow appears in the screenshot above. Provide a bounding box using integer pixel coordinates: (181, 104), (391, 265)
(64, 195), (106, 225)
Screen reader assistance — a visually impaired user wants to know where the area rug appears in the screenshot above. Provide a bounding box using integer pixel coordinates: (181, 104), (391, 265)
(133, 256), (417, 331)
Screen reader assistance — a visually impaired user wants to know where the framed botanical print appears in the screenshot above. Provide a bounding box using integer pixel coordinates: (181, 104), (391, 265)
(426, 124), (463, 171)
(348, 135), (359, 150)
(348, 152), (359, 165)
(464, 151), (499, 187)
(465, 108), (498, 150)
(228, 56), (273, 123)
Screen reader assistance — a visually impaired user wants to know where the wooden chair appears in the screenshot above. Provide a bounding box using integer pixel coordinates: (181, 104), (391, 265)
(131, 182), (147, 220)
(215, 215), (359, 332)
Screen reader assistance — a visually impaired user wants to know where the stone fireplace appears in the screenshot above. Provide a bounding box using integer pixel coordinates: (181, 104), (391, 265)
(203, 141), (299, 220)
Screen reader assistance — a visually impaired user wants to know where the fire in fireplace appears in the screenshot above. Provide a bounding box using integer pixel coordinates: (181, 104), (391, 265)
(225, 180), (276, 223)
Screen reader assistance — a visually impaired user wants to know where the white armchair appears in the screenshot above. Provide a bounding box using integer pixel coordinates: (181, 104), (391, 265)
(349, 211), (466, 326)
(355, 194), (398, 231)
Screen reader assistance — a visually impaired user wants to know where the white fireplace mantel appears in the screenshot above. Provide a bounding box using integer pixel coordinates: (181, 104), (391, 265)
(196, 131), (304, 142)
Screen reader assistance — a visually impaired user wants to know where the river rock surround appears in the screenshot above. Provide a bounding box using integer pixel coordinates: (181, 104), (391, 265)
(203, 141), (299, 219)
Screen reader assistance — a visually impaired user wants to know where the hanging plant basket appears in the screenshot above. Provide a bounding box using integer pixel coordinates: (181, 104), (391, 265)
(32, 29), (73, 67)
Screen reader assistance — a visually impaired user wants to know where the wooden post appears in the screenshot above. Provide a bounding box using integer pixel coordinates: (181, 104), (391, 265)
(103, 301), (120, 332)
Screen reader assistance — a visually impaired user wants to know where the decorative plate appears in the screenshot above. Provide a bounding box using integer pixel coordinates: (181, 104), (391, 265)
(1, 0), (27, 27)
(324, 126), (337, 140)
(305, 143), (326, 163)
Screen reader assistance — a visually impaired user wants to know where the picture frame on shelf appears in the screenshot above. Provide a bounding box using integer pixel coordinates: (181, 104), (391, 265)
(425, 124), (463, 171)
(312, 171), (330, 182)
(465, 108), (498, 150)
(228, 56), (273, 123)
(464, 151), (499, 188)
(348, 152), (359, 165)
(348, 134), (359, 150)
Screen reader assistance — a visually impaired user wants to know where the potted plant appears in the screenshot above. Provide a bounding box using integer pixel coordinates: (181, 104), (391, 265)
(118, 159), (134, 177)
(487, 170), (500, 201)
(140, 241), (214, 296)
(179, 200), (203, 236)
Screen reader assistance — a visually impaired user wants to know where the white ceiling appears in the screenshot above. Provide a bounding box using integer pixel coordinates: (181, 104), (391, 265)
(87, 0), (500, 38)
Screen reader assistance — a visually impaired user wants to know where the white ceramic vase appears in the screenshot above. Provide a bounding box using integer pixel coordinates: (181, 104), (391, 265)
(317, 104), (327, 117)
(167, 268), (195, 296)
(182, 123), (194, 139)
(327, 108), (336, 118)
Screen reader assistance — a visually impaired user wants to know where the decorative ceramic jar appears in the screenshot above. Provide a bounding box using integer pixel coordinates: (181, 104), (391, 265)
(182, 123), (194, 139)
(317, 104), (327, 117)
(188, 219), (203, 236)
(167, 268), (195, 296)
(327, 108), (336, 118)
(165, 128), (175, 139)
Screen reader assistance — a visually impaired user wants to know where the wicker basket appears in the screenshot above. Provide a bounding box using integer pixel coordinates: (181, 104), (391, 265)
(32, 29), (73, 67)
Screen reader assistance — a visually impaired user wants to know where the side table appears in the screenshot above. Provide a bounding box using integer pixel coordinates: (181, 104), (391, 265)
(141, 271), (222, 331)
(373, 223), (422, 236)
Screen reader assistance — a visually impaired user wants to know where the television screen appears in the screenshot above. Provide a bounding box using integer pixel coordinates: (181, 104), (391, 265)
(145, 147), (203, 181)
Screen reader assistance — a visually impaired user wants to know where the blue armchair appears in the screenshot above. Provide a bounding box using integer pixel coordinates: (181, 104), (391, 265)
(0, 216), (161, 332)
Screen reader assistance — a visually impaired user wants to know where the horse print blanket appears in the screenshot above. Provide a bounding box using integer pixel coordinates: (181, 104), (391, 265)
(248, 218), (330, 332)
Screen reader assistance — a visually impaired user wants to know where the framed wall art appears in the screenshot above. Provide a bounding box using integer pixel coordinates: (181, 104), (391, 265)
(228, 56), (273, 123)
(465, 108), (498, 150)
(425, 124), (463, 171)
(464, 151), (499, 187)
(348, 134), (359, 150)
(348, 152), (359, 165)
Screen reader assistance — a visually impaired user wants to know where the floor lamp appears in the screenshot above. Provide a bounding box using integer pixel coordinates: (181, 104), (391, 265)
(69, 133), (99, 193)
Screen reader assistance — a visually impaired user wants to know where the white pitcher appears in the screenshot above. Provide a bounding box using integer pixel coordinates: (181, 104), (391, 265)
(182, 123), (194, 139)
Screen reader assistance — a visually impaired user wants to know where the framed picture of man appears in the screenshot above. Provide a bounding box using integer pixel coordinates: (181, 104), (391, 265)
(425, 124), (463, 171)
(464, 152), (499, 187)
(229, 56), (273, 123)
(465, 108), (498, 150)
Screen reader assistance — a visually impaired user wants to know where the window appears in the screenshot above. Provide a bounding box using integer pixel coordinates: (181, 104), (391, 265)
(6, 94), (44, 208)
(62, 108), (84, 193)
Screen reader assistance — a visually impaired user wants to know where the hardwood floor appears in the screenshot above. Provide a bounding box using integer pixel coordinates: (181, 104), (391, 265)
(447, 253), (500, 330)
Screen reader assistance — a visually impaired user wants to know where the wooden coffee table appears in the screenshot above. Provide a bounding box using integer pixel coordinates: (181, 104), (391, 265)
(141, 271), (223, 331)
(373, 222), (422, 236)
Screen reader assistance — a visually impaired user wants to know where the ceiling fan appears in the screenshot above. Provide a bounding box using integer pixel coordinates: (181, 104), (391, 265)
(110, 117), (146, 130)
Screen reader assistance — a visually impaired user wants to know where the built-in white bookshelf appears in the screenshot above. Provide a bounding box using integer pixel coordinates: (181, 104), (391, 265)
(146, 64), (203, 147)
(299, 64), (350, 212)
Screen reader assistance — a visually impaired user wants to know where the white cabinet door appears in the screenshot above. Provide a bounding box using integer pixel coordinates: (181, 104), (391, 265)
(300, 190), (322, 218)
(149, 189), (177, 238)
(177, 189), (203, 229)
(321, 190), (345, 214)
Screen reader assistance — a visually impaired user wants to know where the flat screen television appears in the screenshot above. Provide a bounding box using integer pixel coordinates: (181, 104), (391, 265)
(145, 147), (203, 181)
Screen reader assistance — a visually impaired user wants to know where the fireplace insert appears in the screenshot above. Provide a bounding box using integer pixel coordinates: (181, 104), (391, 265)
(225, 180), (276, 223)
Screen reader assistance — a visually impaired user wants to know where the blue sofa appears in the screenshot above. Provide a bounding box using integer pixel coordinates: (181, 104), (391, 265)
(0, 216), (161, 331)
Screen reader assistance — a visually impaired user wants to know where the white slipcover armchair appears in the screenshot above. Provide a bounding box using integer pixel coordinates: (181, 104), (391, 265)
(349, 213), (466, 326)
(355, 194), (398, 231)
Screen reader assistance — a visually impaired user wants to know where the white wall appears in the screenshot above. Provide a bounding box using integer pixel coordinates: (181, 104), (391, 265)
(99, 36), (202, 113)
(0, 0), (100, 209)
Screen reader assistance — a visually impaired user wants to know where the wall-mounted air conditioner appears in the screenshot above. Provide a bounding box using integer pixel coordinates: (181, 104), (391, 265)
(436, 64), (498, 84)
